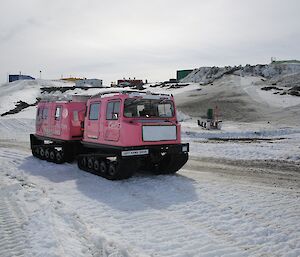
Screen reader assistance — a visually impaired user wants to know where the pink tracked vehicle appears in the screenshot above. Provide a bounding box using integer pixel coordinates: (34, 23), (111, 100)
(30, 91), (189, 180)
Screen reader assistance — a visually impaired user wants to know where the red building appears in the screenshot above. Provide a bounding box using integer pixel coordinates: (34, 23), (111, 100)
(117, 79), (144, 87)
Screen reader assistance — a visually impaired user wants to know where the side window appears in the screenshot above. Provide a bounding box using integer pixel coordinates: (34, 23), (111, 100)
(55, 106), (62, 120)
(42, 108), (48, 119)
(89, 102), (100, 120)
(37, 108), (41, 119)
(73, 111), (79, 122)
(158, 103), (173, 117)
(114, 101), (120, 118)
(106, 101), (120, 120)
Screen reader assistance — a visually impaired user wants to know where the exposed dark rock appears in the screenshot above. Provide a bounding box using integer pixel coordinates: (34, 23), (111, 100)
(289, 85), (300, 91)
(289, 91), (300, 97)
(167, 84), (189, 89)
(41, 86), (76, 93)
(40, 86), (110, 93)
(1, 100), (39, 116)
(287, 85), (300, 96)
(261, 86), (283, 91)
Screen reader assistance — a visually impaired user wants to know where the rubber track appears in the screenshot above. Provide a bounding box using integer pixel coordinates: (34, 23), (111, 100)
(77, 154), (136, 180)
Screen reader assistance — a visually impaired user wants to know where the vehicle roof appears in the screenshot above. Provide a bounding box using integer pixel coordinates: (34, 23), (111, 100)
(38, 91), (173, 105)
(89, 90), (173, 102)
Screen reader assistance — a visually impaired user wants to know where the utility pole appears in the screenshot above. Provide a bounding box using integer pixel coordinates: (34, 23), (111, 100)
(39, 70), (42, 79)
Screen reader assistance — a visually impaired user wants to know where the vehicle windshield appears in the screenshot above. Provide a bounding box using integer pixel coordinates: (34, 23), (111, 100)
(124, 98), (174, 118)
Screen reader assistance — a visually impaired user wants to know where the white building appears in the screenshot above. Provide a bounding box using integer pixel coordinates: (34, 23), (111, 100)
(75, 79), (103, 87)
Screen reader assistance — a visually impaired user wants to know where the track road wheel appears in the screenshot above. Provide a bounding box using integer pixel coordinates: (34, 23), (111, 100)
(44, 148), (50, 160)
(78, 156), (87, 170)
(93, 159), (100, 172)
(107, 162), (117, 179)
(87, 157), (94, 170)
(55, 150), (64, 164)
(49, 150), (55, 162)
(39, 147), (45, 159)
(106, 158), (136, 180)
(99, 160), (107, 174)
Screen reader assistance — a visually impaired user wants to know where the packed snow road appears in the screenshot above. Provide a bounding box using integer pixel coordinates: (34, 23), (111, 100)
(0, 146), (299, 257)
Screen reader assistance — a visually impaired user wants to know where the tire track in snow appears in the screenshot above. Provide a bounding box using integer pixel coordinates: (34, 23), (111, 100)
(0, 149), (135, 257)
(67, 175), (249, 257)
(0, 118), (34, 143)
(107, 175), (253, 256)
(0, 186), (28, 257)
(65, 170), (300, 257)
(1, 147), (300, 257)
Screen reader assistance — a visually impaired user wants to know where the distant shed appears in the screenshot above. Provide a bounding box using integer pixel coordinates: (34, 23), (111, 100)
(75, 79), (103, 87)
(9, 74), (35, 83)
(176, 69), (193, 81)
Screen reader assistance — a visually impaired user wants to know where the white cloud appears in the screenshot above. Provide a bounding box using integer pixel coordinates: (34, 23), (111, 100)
(0, 0), (300, 83)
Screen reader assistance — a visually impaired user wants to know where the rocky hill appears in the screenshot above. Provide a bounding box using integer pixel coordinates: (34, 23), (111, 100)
(181, 61), (300, 87)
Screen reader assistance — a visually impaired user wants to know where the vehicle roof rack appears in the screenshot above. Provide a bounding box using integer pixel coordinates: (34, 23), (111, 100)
(39, 90), (171, 102)
(90, 90), (171, 98)
(39, 95), (90, 102)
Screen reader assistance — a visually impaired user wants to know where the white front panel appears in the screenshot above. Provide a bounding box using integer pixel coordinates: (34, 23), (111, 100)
(121, 149), (149, 156)
(142, 126), (177, 141)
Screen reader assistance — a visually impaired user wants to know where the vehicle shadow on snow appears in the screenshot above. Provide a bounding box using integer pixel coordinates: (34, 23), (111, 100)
(76, 171), (199, 212)
(19, 156), (80, 183)
(19, 156), (198, 212)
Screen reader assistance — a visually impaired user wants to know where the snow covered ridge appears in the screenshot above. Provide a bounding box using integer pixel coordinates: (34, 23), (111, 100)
(0, 79), (112, 116)
(0, 79), (74, 115)
(0, 78), (200, 116)
(181, 62), (300, 84)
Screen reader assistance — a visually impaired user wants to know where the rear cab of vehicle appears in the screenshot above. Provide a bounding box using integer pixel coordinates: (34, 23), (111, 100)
(35, 98), (87, 141)
(31, 96), (88, 162)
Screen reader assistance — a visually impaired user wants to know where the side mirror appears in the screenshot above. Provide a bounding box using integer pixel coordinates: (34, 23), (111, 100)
(113, 113), (118, 119)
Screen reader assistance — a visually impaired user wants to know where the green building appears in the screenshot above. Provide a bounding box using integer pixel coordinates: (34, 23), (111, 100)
(176, 69), (194, 81)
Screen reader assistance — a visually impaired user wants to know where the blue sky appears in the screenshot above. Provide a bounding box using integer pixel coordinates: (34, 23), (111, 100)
(1, 0), (300, 84)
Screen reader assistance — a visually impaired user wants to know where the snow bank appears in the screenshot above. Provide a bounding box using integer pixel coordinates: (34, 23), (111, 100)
(176, 111), (191, 122)
(182, 121), (300, 162)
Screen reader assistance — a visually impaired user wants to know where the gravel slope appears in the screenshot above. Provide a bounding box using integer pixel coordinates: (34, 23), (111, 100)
(175, 75), (300, 125)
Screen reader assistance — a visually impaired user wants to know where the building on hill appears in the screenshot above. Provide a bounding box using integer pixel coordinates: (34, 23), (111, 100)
(75, 78), (103, 87)
(117, 79), (144, 87)
(61, 77), (83, 82)
(176, 69), (193, 81)
(271, 57), (300, 64)
(9, 74), (35, 83)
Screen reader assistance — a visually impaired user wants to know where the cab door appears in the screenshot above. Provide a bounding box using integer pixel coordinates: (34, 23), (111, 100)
(104, 100), (120, 142)
(53, 105), (63, 136)
(36, 106), (43, 134)
(41, 106), (50, 136)
(85, 102), (101, 140)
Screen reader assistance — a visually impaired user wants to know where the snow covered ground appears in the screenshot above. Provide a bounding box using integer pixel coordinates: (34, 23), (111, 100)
(1, 147), (299, 257)
(0, 78), (300, 256)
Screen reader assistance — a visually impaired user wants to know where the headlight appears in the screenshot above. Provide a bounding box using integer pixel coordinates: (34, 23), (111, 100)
(182, 145), (188, 152)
